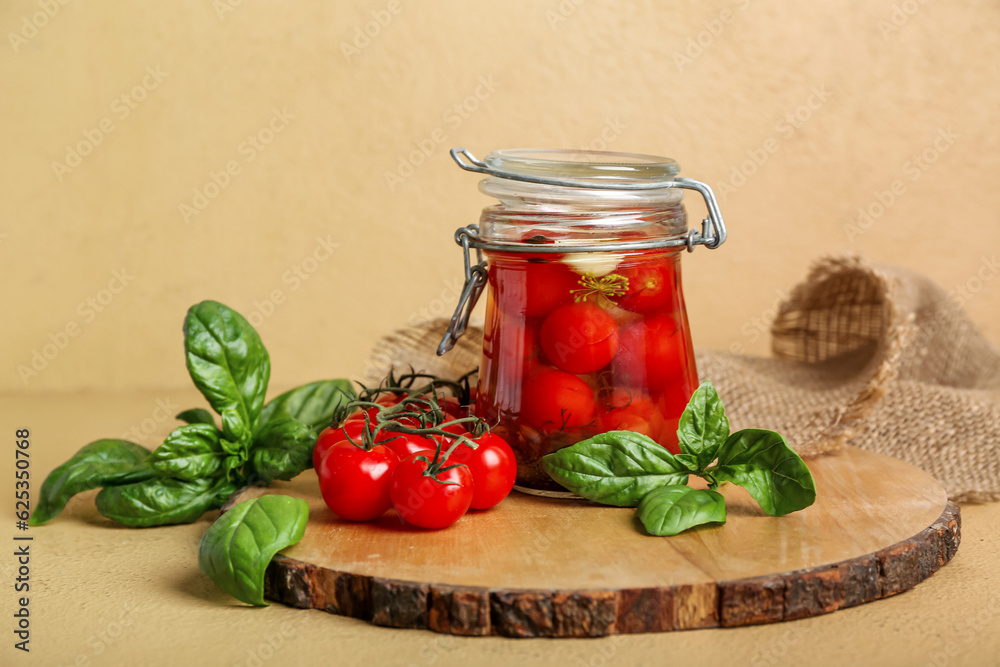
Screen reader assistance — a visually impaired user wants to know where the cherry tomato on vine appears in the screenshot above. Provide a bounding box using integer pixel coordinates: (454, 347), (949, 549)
(520, 368), (597, 435)
(381, 432), (440, 461)
(446, 432), (517, 510)
(317, 441), (400, 521)
(614, 314), (686, 389)
(615, 258), (676, 313)
(390, 451), (474, 529)
(540, 302), (619, 374)
(314, 422), (364, 470)
(345, 406), (380, 423)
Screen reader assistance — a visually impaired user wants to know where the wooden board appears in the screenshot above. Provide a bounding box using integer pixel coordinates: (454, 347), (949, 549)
(223, 446), (960, 637)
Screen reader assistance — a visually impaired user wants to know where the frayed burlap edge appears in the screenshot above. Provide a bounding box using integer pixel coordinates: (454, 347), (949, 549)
(769, 256), (918, 456)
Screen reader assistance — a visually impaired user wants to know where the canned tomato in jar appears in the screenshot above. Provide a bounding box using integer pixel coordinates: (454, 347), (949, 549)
(438, 148), (728, 492)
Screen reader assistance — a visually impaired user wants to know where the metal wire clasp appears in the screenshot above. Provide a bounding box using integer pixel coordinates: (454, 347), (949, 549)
(450, 147), (727, 250)
(437, 226), (488, 356)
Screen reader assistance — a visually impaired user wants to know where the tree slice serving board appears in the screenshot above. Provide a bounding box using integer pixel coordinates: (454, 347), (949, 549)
(223, 446), (960, 637)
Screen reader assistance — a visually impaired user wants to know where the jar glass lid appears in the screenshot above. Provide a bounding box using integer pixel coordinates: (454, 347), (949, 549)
(483, 149), (681, 186)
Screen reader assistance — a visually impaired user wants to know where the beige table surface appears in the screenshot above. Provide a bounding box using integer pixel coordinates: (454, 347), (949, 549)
(3, 388), (999, 667)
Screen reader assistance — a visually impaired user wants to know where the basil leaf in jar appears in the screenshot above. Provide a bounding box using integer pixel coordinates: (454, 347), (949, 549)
(636, 485), (727, 536)
(198, 494), (309, 606)
(542, 431), (688, 507)
(95, 477), (236, 527)
(711, 429), (817, 517)
(184, 301), (271, 454)
(29, 439), (154, 526)
(246, 418), (316, 483)
(147, 424), (228, 481)
(676, 381), (730, 471)
(257, 379), (355, 435)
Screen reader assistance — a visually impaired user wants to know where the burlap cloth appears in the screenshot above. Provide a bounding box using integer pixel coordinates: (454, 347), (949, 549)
(363, 255), (1000, 503)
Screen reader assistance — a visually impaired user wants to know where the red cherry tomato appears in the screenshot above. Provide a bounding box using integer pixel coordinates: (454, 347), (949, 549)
(614, 314), (685, 389)
(520, 368), (597, 435)
(314, 421), (411, 470)
(438, 395), (464, 417)
(317, 441), (399, 521)
(615, 258), (676, 313)
(381, 432), (440, 461)
(345, 406), (380, 423)
(489, 320), (541, 368)
(540, 302), (619, 374)
(446, 432), (517, 510)
(597, 388), (662, 438)
(390, 451), (474, 529)
(376, 394), (407, 408)
(314, 422), (364, 470)
(490, 259), (579, 317)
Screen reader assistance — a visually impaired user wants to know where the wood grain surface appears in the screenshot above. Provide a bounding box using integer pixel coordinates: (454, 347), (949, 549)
(223, 446), (960, 637)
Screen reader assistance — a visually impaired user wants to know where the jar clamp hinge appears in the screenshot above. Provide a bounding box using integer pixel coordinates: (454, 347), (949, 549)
(437, 226), (488, 356)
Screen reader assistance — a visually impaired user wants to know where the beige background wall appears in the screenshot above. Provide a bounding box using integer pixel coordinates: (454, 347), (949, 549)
(2, 0), (998, 394)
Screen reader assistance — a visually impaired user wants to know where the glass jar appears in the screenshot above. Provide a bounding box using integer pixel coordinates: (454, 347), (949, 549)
(439, 148), (727, 491)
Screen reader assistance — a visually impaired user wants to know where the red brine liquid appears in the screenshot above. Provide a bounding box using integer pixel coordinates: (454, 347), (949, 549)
(475, 248), (698, 490)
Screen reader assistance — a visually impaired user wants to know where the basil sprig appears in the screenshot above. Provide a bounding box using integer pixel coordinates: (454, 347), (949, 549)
(30, 300), (355, 527)
(542, 382), (817, 536)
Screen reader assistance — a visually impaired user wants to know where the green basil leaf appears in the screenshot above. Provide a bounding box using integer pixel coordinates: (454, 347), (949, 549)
(148, 424), (227, 481)
(258, 379), (355, 434)
(95, 477), (235, 527)
(247, 418), (316, 483)
(636, 485), (727, 536)
(542, 431), (688, 507)
(673, 453), (701, 472)
(711, 429), (817, 517)
(30, 439), (152, 526)
(198, 494), (309, 606)
(677, 382), (729, 470)
(176, 408), (217, 427)
(184, 301), (270, 452)
(221, 455), (243, 483)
